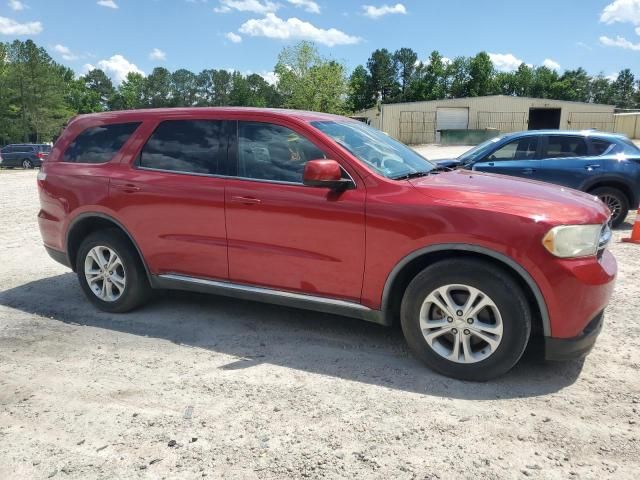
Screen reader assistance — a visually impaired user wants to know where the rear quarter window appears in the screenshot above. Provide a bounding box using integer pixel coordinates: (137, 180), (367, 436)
(63, 122), (140, 163)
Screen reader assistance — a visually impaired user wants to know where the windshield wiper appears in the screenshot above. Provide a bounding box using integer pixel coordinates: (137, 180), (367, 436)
(392, 167), (451, 181)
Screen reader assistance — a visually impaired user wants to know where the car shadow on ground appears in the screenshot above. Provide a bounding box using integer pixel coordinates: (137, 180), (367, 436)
(0, 273), (586, 400)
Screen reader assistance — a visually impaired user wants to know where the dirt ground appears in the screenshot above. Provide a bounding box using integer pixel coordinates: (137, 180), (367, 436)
(0, 159), (639, 480)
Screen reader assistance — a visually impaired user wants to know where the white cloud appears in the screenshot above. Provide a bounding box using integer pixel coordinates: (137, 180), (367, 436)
(225, 31), (242, 43)
(149, 47), (166, 60)
(52, 44), (79, 61)
(8, 0), (26, 11)
(542, 58), (561, 70)
(600, 0), (640, 26)
(599, 35), (640, 50)
(214, 0), (279, 13)
(0, 16), (42, 35)
(287, 0), (320, 13)
(260, 70), (278, 85)
(97, 0), (118, 9)
(362, 3), (406, 19)
(239, 13), (360, 46)
(86, 54), (144, 84)
(488, 52), (525, 72)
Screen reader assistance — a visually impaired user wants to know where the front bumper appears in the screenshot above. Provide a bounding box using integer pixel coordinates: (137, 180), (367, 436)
(545, 311), (604, 361)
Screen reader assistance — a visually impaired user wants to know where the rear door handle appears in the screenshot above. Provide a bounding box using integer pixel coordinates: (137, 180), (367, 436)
(522, 168), (535, 175)
(111, 182), (141, 193)
(585, 164), (601, 170)
(230, 195), (261, 205)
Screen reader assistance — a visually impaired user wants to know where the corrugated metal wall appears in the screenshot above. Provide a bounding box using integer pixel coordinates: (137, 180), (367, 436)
(614, 113), (640, 139)
(369, 96), (615, 144)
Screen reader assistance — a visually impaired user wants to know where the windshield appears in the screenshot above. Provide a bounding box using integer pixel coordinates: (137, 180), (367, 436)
(456, 135), (503, 163)
(311, 121), (435, 179)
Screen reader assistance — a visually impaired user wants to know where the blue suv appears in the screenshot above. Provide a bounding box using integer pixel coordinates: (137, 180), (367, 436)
(436, 131), (640, 227)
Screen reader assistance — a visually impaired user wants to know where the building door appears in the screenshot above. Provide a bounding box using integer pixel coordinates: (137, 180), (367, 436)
(528, 108), (561, 130)
(436, 107), (469, 142)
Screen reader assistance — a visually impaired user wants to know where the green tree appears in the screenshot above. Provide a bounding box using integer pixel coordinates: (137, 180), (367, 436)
(590, 74), (615, 105)
(145, 67), (172, 108)
(612, 69), (635, 109)
(81, 69), (115, 111)
(393, 47), (418, 101)
(346, 65), (373, 112)
(366, 48), (398, 102)
(171, 69), (198, 107)
(467, 52), (493, 97)
(447, 57), (470, 98)
(275, 41), (347, 113)
(111, 72), (147, 110)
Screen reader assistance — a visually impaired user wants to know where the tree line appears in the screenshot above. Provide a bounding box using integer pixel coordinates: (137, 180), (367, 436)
(0, 39), (639, 145)
(347, 49), (640, 112)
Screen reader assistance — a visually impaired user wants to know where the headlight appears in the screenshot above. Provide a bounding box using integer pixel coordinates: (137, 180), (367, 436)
(542, 224), (607, 258)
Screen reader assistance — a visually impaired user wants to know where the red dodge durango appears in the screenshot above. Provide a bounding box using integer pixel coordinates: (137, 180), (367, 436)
(37, 108), (617, 380)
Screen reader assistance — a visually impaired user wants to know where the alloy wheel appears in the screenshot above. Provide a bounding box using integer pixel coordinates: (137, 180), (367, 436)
(84, 246), (126, 302)
(598, 194), (622, 223)
(419, 284), (503, 364)
(22, 159), (33, 169)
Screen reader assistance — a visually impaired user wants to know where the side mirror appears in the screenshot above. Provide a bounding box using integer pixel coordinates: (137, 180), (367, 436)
(303, 159), (352, 190)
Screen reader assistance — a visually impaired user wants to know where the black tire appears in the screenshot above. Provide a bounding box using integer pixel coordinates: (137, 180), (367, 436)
(22, 159), (33, 169)
(400, 258), (531, 381)
(76, 228), (151, 313)
(590, 186), (629, 228)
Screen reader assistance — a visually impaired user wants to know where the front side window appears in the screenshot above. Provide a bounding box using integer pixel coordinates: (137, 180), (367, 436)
(311, 120), (435, 180)
(140, 120), (227, 175)
(63, 122), (140, 163)
(486, 137), (538, 161)
(237, 122), (326, 183)
(543, 136), (588, 159)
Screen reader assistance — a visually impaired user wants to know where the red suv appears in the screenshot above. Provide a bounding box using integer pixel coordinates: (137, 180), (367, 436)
(37, 108), (616, 380)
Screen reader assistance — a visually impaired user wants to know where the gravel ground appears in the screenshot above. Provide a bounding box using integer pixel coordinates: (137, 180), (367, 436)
(0, 163), (639, 480)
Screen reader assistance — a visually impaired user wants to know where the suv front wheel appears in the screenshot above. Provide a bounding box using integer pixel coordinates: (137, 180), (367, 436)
(76, 229), (151, 313)
(401, 258), (531, 381)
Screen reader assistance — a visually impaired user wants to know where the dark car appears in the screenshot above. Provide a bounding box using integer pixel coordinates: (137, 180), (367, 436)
(0, 143), (51, 169)
(36, 108), (616, 381)
(435, 131), (640, 226)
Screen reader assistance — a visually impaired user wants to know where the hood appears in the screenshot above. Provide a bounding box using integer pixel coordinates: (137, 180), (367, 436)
(410, 170), (610, 225)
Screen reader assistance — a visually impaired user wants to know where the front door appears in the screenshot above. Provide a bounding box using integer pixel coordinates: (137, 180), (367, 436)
(473, 136), (541, 179)
(110, 119), (231, 280)
(224, 120), (366, 302)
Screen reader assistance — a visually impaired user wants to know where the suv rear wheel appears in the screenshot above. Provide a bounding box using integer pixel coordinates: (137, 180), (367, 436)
(401, 258), (531, 381)
(590, 186), (629, 228)
(22, 159), (33, 169)
(76, 229), (151, 313)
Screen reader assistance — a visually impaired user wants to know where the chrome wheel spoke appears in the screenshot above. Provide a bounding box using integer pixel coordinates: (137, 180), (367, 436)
(84, 245), (125, 302)
(423, 327), (451, 344)
(419, 283), (504, 364)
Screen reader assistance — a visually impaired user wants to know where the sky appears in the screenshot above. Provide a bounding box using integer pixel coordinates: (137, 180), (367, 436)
(0, 0), (639, 84)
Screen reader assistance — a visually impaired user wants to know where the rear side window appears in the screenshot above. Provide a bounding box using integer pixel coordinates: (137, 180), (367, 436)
(591, 139), (615, 156)
(543, 136), (588, 159)
(63, 122), (140, 163)
(139, 120), (227, 175)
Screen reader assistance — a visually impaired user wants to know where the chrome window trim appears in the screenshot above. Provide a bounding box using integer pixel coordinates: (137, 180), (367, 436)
(134, 164), (358, 188)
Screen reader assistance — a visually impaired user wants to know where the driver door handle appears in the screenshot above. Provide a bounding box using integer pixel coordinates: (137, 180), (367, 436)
(522, 168), (535, 175)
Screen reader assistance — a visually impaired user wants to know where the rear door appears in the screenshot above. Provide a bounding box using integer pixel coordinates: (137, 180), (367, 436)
(110, 119), (232, 281)
(472, 136), (541, 179)
(532, 135), (598, 189)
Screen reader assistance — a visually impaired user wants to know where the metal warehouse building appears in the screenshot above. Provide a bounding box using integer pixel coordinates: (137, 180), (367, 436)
(354, 95), (616, 144)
